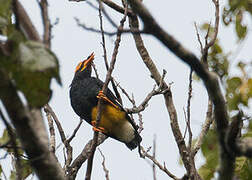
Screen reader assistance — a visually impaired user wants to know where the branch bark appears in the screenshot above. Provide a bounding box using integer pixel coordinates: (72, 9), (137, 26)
(127, 1), (234, 180)
(0, 69), (66, 180)
(128, 13), (200, 179)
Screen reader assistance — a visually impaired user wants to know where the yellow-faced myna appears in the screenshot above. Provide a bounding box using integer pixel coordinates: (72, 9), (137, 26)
(70, 53), (142, 150)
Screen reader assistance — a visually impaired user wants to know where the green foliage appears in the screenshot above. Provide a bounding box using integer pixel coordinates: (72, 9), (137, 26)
(0, 128), (33, 179)
(235, 157), (252, 179)
(0, 20), (61, 108)
(0, 164), (2, 176)
(226, 62), (252, 111)
(0, 0), (11, 34)
(196, 2), (252, 178)
(13, 40), (61, 107)
(0, 129), (10, 145)
(198, 129), (219, 180)
(9, 158), (33, 180)
(208, 42), (229, 79)
(223, 0), (252, 40)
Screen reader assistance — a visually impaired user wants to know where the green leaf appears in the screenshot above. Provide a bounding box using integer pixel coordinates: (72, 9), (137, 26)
(227, 77), (242, 91)
(0, 164), (2, 176)
(9, 170), (16, 180)
(235, 157), (252, 180)
(14, 40), (61, 107)
(0, 129), (10, 145)
(20, 158), (33, 179)
(198, 129), (219, 180)
(0, 0), (11, 19)
(235, 11), (247, 40)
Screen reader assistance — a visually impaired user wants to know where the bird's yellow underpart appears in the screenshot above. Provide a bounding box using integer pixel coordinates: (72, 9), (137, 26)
(91, 104), (134, 143)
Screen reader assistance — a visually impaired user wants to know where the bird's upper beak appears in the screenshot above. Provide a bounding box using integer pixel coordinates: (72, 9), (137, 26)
(83, 52), (95, 68)
(75, 52), (95, 72)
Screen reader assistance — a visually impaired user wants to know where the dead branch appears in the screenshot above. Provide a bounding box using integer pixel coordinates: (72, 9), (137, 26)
(0, 69), (66, 180)
(14, 1), (41, 42)
(38, 0), (51, 48)
(85, 3), (128, 180)
(141, 146), (179, 180)
(125, 70), (168, 114)
(202, 0), (220, 63)
(98, 148), (110, 180)
(66, 118), (83, 144)
(185, 69), (193, 151)
(128, 10), (200, 179)
(98, 0), (123, 105)
(192, 100), (213, 156)
(67, 133), (107, 179)
(43, 106), (56, 153)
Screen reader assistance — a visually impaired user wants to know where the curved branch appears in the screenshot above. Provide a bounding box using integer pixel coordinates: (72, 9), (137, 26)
(0, 69), (66, 180)
(127, 1), (231, 180)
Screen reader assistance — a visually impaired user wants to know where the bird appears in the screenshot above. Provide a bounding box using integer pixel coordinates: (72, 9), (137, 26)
(69, 53), (142, 150)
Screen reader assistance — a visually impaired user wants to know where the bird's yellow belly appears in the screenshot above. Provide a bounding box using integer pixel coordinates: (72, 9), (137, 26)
(91, 105), (134, 143)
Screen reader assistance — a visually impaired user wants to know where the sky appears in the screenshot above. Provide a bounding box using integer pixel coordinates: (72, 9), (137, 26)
(0, 0), (251, 179)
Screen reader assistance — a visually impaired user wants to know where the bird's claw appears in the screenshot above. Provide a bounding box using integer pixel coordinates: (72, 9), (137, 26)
(91, 120), (106, 133)
(97, 90), (119, 109)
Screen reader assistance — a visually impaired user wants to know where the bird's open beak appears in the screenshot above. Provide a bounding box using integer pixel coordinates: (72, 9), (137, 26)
(75, 52), (95, 73)
(84, 52), (95, 67)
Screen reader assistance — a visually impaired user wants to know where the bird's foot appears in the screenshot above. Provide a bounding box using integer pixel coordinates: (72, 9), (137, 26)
(97, 90), (119, 109)
(91, 120), (106, 133)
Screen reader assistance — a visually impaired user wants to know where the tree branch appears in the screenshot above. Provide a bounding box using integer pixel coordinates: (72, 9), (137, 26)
(0, 69), (66, 180)
(128, 11), (200, 179)
(85, 3), (128, 179)
(38, 0), (51, 48)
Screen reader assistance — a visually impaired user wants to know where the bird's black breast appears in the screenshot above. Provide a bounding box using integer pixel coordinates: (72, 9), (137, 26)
(70, 77), (103, 123)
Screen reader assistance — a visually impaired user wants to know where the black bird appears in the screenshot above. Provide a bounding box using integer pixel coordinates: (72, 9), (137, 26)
(70, 53), (142, 150)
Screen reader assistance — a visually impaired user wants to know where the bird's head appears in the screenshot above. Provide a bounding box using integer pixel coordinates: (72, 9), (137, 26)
(74, 52), (95, 79)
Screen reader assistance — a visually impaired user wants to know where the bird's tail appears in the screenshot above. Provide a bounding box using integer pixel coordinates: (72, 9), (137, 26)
(125, 132), (142, 150)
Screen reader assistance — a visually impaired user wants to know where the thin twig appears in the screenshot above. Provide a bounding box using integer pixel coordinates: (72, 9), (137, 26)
(152, 135), (157, 180)
(43, 106), (56, 153)
(193, 100), (213, 156)
(141, 146), (179, 180)
(66, 118), (83, 144)
(38, 0), (51, 48)
(85, 3), (128, 180)
(187, 69), (193, 150)
(125, 70), (168, 114)
(98, 0), (122, 104)
(194, 22), (203, 55)
(202, 0), (219, 63)
(44, 104), (66, 143)
(98, 148), (110, 180)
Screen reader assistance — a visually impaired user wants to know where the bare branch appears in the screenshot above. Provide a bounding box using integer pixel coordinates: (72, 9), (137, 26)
(186, 69), (193, 150)
(44, 104), (66, 143)
(128, 11), (199, 179)
(85, 3), (128, 179)
(67, 133), (108, 179)
(14, 1), (41, 42)
(66, 118), (83, 144)
(125, 70), (168, 114)
(202, 0), (220, 63)
(38, 0), (51, 48)
(192, 100), (213, 156)
(194, 22), (203, 54)
(98, 148), (110, 180)
(152, 135), (157, 180)
(43, 106), (56, 153)
(141, 146), (180, 180)
(0, 69), (65, 180)
(98, 0), (123, 104)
